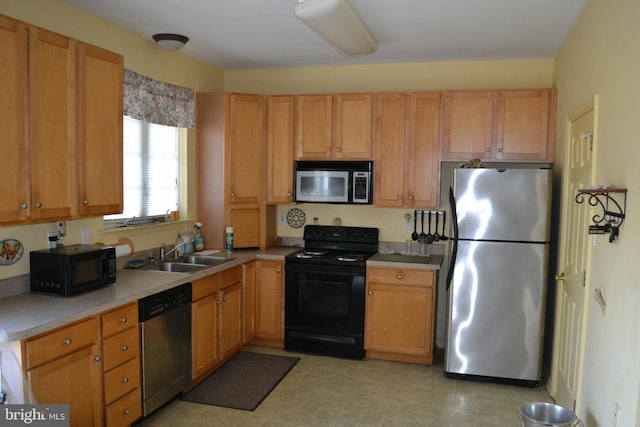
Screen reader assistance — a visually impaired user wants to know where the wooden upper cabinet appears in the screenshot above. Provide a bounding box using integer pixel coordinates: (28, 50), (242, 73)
(495, 89), (555, 161)
(28, 26), (78, 221)
(295, 95), (333, 159)
(295, 93), (373, 160)
(441, 89), (555, 162)
(267, 96), (295, 203)
(333, 93), (373, 159)
(226, 93), (266, 204)
(373, 92), (440, 208)
(0, 16), (29, 223)
(441, 90), (494, 161)
(78, 43), (123, 216)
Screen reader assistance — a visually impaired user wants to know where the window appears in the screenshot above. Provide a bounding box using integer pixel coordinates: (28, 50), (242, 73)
(105, 117), (180, 226)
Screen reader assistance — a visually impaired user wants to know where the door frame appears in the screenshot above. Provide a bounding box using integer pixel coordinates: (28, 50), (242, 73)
(547, 95), (599, 408)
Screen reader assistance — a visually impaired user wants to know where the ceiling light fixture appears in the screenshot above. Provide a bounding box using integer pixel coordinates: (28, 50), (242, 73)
(152, 33), (189, 51)
(294, 0), (377, 57)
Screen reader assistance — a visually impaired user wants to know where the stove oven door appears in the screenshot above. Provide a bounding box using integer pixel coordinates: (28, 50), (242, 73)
(284, 262), (366, 359)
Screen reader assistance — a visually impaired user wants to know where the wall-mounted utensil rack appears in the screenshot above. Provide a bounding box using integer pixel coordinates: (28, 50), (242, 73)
(575, 187), (627, 242)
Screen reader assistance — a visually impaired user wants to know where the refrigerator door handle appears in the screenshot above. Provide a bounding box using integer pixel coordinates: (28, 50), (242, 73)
(446, 186), (459, 291)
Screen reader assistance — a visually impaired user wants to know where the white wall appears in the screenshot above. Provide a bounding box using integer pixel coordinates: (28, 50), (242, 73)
(553, 0), (640, 425)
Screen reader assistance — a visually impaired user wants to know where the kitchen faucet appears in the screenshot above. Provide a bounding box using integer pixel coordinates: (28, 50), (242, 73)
(159, 241), (187, 261)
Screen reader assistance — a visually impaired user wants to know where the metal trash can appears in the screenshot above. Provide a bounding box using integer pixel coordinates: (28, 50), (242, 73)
(519, 402), (577, 427)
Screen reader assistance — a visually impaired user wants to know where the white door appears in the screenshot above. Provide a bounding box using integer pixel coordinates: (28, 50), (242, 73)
(549, 101), (596, 410)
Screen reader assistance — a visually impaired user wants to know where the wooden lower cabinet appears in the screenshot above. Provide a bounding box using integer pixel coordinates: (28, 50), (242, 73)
(218, 267), (243, 360)
(253, 260), (284, 347)
(23, 303), (143, 427)
(365, 266), (436, 365)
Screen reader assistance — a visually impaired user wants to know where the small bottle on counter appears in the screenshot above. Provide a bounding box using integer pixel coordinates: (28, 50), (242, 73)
(225, 226), (234, 257)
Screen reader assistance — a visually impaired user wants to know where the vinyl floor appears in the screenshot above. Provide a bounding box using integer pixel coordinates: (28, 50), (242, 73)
(137, 345), (554, 427)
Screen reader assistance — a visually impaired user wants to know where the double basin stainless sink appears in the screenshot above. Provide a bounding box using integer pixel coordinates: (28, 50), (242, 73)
(144, 255), (234, 273)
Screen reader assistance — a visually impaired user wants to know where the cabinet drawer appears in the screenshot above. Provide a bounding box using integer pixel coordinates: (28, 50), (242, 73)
(192, 273), (220, 301)
(221, 265), (242, 289)
(102, 303), (138, 338)
(367, 267), (434, 287)
(102, 326), (140, 372)
(105, 388), (142, 427)
(103, 356), (140, 404)
(24, 317), (99, 369)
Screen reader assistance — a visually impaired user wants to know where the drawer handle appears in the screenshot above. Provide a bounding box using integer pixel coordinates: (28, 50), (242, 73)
(396, 274), (404, 280)
(123, 409), (131, 415)
(120, 345), (128, 351)
(121, 377), (129, 383)
(63, 338), (72, 345)
(120, 317), (127, 324)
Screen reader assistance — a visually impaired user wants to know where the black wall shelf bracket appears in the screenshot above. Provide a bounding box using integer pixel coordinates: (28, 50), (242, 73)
(575, 188), (627, 243)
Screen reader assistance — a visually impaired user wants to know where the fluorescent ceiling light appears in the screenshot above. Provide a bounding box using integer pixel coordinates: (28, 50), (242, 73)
(294, 0), (377, 57)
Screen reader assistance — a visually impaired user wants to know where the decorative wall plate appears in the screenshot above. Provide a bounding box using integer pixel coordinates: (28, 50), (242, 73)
(0, 238), (24, 265)
(286, 208), (306, 228)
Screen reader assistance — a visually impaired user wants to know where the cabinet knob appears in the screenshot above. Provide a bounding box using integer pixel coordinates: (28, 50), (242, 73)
(34, 201), (42, 208)
(397, 195), (403, 200)
(555, 273), (567, 282)
(120, 345), (128, 351)
(485, 147), (491, 152)
(121, 377), (129, 383)
(287, 193), (292, 197)
(335, 147), (341, 152)
(63, 338), (72, 345)
(408, 195), (414, 200)
(82, 199), (89, 205)
(20, 203), (28, 209)
(368, 290), (373, 295)
(120, 317), (127, 324)
(94, 355), (101, 362)
(276, 268), (281, 273)
(326, 147), (331, 152)
(497, 147), (503, 153)
(222, 296), (228, 303)
(396, 274), (404, 280)
(217, 299), (222, 305)
(230, 192), (236, 197)
(123, 409), (131, 415)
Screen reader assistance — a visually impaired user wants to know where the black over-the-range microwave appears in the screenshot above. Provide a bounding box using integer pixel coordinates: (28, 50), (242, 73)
(30, 244), (117, 297)
(294, 160), (373, 204)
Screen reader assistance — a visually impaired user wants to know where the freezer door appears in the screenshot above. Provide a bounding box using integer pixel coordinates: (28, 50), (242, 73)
(444, 240), (548, 381)
(453, 168), (551, 242)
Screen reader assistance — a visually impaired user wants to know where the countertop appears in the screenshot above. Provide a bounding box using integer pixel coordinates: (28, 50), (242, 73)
(367, 253), (443, 270)
(0, 246), (441, 343)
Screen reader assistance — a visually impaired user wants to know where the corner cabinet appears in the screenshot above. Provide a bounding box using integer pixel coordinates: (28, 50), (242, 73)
(373, 92), (440, 208)
(365, 266), (436, 365)
(295, 93), (373, 160)
(0, 14), (123, 225)
(441, 89), (556, 162)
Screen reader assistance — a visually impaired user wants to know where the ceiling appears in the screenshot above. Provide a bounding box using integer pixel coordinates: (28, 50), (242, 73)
(63, 0), (590, 71)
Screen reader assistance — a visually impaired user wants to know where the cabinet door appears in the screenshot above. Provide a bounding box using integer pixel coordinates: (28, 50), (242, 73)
(226, 93), (265, 204)
(267, 96), (295, 203)
(191, 294), (219, 379)
(78, 42), (123, 216)
(405, 92), (440, 208)
(243, 261), (256, 343)
(0, 16), (29, 223)
(441, 91), (494, 161)
(334, 93), (372, 159)
(255, 260), (284, 341)
(495, 89), (552, 161)
(28, 27), (78, 220)
(373, 93), (406, 207)
(28, 343), (103, 427)
(219, 282), (243, 360)
(365, 283), (433, 357)
(295, 95), (333, 159)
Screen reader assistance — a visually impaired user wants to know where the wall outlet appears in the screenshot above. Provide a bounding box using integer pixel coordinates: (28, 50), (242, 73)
(279, 212), (286, 225)
(47, 231), (58, 249)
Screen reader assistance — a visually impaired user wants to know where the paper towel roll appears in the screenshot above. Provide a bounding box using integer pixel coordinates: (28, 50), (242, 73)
(114, 244), (132, 258)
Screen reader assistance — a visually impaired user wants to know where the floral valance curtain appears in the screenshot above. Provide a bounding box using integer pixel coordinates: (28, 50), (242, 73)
(123, 69), (195, 128)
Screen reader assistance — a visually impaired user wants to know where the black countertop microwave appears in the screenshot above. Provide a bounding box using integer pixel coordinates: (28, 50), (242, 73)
(30, 244), (116, 296)
(294, 160), (373, 204)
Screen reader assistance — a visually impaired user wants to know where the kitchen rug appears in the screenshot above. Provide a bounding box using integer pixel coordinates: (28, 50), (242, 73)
(180, 351), (299, 411)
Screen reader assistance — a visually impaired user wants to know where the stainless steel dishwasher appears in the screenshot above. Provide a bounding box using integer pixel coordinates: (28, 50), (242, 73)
(139, 283), (192, 417)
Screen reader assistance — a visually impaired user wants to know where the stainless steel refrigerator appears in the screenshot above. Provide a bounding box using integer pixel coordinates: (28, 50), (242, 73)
(444, 167), (552, 386)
